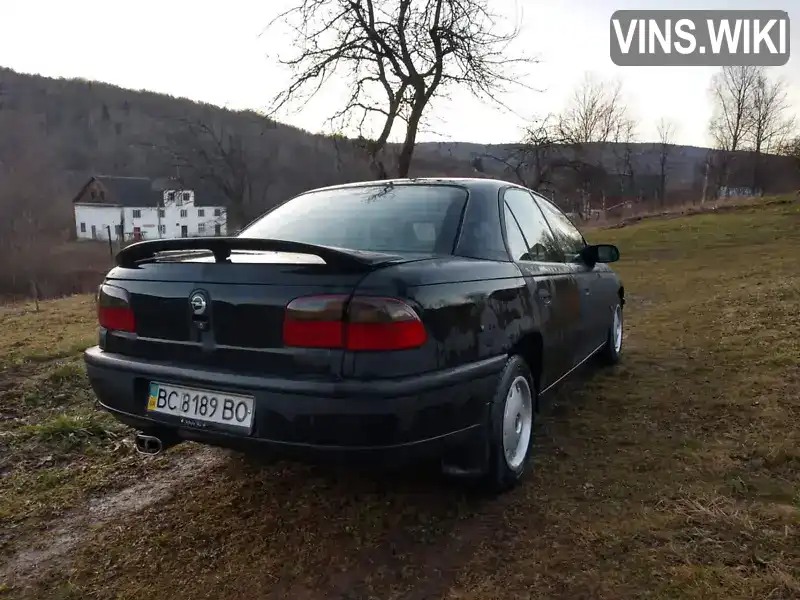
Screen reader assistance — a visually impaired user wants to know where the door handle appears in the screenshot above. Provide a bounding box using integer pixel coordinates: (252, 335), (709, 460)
(537, 288), (552, 304)
(582, 287), (591, 296)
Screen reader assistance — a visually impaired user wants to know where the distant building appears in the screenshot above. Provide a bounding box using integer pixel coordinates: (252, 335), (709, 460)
(718, 185), (761, 198)
(72, 175), (227, 241)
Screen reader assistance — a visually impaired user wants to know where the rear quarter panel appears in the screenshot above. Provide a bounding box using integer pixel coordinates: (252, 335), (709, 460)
(345, 258), (532, 378)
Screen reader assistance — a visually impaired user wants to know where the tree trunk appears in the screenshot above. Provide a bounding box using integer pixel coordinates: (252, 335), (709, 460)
(228, 199), (247, 233)
(397, 96), (426, 178)
(752, 145), (762, 194)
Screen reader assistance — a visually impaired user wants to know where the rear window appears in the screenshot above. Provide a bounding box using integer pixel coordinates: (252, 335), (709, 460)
(238, 184), (467, 254)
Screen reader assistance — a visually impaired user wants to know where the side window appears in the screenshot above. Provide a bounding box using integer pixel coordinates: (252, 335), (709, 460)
(503, 188), (561, 262)
(534, 195), (586, 257)
(503, 204), (530, 261)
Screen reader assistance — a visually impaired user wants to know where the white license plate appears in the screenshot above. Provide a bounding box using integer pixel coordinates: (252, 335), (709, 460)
(147, 382), (254, 430)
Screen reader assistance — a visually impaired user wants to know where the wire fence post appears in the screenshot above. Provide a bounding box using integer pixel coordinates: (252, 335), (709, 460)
(29, 279), (39, 312)
(107, 225), (113, 257)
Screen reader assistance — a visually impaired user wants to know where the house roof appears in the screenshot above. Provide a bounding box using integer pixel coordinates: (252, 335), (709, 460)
(72, 175), (226, 207)
(99, 176), (164, 207)
(71, 175), (160, 207)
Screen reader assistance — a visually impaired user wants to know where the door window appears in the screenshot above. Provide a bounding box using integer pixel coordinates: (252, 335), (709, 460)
(503, 204), (531, 262)
(502, 188), (561, 262)
(534, 195), (586, 258)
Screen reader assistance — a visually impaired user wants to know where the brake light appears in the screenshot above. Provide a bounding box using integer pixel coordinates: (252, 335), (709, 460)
(97, 284), (136, 333)
(283, 295), (427, 351)
(345, 297), (427, 350)
(283, 295), (346, 348)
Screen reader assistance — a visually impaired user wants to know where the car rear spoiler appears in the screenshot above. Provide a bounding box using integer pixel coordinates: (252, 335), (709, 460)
(115, 237), (402, 271)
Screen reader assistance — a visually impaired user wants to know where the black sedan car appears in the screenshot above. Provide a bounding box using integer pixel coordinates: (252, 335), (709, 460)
(85, 178), (624, 492)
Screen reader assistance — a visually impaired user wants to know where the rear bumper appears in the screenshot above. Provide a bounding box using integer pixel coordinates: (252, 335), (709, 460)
(83, 346), (505, 464)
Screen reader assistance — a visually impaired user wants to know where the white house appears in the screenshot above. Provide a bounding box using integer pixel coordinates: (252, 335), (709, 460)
(72, 175), (228, 242)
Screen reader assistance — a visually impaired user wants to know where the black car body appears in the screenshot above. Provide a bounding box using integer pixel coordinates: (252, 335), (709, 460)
(84, 178), (624, 491)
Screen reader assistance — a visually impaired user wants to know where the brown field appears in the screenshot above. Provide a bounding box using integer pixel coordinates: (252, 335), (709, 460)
(1, 195), (798, 599)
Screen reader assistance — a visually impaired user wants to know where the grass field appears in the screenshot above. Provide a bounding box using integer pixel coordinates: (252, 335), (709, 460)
(1, 196), (798, 599)
(0, 297), (192, 573)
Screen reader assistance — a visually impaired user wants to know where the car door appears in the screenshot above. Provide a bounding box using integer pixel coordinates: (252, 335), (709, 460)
(501, 187), (581, 390)
(533, 193), (607, 357)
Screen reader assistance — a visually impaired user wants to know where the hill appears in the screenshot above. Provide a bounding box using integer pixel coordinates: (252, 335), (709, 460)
(1, 66), (798, 297)
(2, 66), (797, 210)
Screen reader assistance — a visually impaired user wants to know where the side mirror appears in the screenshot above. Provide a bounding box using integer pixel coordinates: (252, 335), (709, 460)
(595, 244), (620, 263)
(580, 244), (620, 266)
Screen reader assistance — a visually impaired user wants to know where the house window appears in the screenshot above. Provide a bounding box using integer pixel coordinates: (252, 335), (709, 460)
(214, 208), (221, 217)
(215, 224), (221, 235)
(159, 225), (166, 234)
(198, 223), (206, 233)
(80, 222), (86, 233)
(158, 209), (165, 218)
(197, 209), (205, 217)
(90, 190), (96, 200)
(167, 192), (175, 202)
(132, 209), (141, 218)
(183, 192), (191, 202)
(180, 209), (188, 218)
(100, 190), (105, 201)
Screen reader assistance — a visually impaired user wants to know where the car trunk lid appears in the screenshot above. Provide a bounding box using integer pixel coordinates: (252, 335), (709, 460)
(101, 238), (417, 379)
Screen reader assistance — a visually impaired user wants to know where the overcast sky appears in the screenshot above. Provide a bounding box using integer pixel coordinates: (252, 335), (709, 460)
(1, 0), (798, 147)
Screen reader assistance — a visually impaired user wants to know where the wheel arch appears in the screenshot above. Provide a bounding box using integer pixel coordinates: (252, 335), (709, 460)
(508, 329), (542, 398)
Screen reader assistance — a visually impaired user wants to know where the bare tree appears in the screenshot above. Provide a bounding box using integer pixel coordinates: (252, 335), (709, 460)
(478, 114), (567, 190)
(554, 74), (634, 215)
(558, 74), (629, 147)
(778, 134), (800, 176)
(708, 66), (760, 153)
(745, 71), (795, 191)
(707, 66), (763, 194)
(609, 115), (638, 195)
(656, 117), (677, 205)
(160, 115), (275, 229)
(0, 112), (68, 295)
(267, 0), (531, 178)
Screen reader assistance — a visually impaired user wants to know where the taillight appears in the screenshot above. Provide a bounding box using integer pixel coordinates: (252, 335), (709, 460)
(345, 297), (427, 350)
(283, 295), (427, 351)
(97, 284), (136, 333)
(283, 295), (346, 348)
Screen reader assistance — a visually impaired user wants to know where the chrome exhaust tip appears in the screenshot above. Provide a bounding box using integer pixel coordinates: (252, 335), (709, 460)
(134, 433), (163, 456)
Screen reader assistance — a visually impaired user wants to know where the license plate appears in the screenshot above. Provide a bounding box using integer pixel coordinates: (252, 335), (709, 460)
(147, 382), (255, 431)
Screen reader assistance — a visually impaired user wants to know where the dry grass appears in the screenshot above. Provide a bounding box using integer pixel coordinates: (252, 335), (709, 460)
(0, 295), (97, 366)
(2, 195), (799, 599)
(0, 295), (192, 565)
(582, 193), (796, 231)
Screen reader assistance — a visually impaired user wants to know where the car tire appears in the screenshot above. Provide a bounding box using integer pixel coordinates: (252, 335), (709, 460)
(598, 302), (623, 366)
(481, 355), (537, 494)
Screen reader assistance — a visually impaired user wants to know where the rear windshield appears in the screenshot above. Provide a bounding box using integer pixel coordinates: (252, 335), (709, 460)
(238, 184), (467, 254)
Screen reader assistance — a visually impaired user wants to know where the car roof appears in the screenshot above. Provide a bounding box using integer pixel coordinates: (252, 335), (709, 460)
(300, 177), (522, 195)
